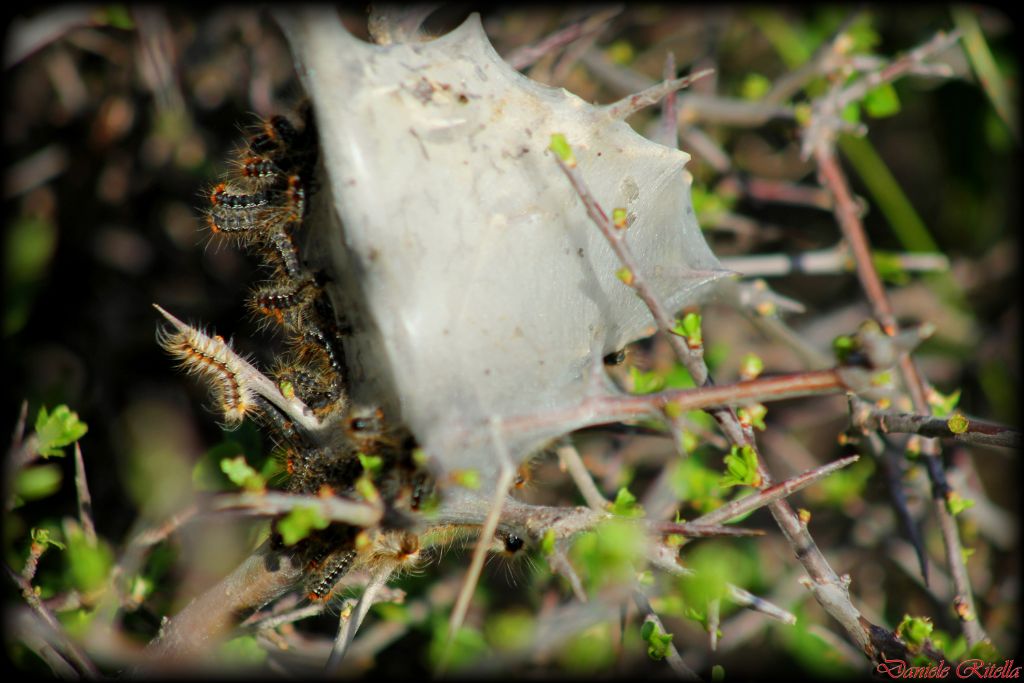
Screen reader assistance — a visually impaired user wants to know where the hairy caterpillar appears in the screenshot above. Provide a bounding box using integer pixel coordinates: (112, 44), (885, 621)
(157, 103), (432, 605)
(155, 314), (257, 426)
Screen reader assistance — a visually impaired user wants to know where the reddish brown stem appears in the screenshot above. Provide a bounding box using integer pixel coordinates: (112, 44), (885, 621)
(815, 144), (989, 648)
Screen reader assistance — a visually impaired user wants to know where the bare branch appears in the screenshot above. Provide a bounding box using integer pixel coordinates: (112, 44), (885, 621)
(603, 69), (715, 121)
(556, 441), (610, 511)
(5, 563), (101, 678)
(721, 245), (949, 279)
(503, 7), (622, 71)
(859, 409), (1021, 449)
(325, 567), (392, 673)
(439, 419), (515, 675)
(692, 455), (860, 527)
(208, 491), (383, 527)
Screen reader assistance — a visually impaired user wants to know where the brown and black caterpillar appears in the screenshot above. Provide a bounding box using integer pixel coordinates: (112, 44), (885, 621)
(156, 104), (435, 604)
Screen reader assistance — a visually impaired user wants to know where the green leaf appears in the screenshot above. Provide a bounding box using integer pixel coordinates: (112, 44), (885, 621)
(570, 519), (646, 592)
(896, 615), (934, 648)
(65, 524), (113, 593)
(737, 403), (767, 431)
(740, 73), (771, 101)
(843, 15), (881, 54)
(31, 527), (65, 551)
(871, 251), (911, 285)
(95, 5), (135, 29)
(946, 491), (975, 516)
(606, 39), (634, 66)
(558, 624), (615, 673)
(218, 635), (267, 665)
(15, 464), (63, 502)
(277, 505), (329, 546)
(864, 82), (901, 118)
(452, 469), (480, 490)
(34, 405), (88, 458)
(358, 452), (383, 473)
(485, 610), (535, 653)
(629, 366), (665, 395)
(670, 312), (702, 348)
(832, 334), (856, 363)
(678, 542), (754, 611)
(670, 456), (724, 515)
(967, 639), (1001, 662)
(429, 622), (488, 672)
(947, 413), (969, 434)
(611, 487), (645, 518)
(548, 134), (576, 166)
(840, 101), (861, 125)
(355, 473), (380, 503)
(541, 528), (556, 556)
(929, 388), (962, 417)
(719, 445), (762, 489)
(739, 353), (764, 380)
(219, 456), (265, 492)
(192, 441), (247, 492)
(640, 619), (674, 660)
(4, 215), (57, 335)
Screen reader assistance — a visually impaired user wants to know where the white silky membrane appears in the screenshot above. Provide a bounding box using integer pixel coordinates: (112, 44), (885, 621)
(279, 11), (728, 486)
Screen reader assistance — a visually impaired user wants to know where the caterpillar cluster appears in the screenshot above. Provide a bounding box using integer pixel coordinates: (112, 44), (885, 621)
(158, 104), (437, 603)
(158, 104), (532, 608)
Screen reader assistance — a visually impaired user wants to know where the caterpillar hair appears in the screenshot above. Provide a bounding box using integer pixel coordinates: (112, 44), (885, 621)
(155, 314), (258, 426)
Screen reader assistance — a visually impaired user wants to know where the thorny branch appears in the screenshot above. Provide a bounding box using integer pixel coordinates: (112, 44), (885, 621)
(854, 406), (1021, 449)
(10, 11), (1007, 677)
(4, 563), (101, 678)
(551, 132), (925, 659)
(818, 142), (989, 648)
(808, 26), (989, 648)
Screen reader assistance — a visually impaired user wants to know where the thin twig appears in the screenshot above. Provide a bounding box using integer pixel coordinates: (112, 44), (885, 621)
(692, 455), (860, 527)
(5, 563), (101, 678)
(802, 29), (962, 156)
(438, 418), (516, 675)
(716, 175), (834, 210)
(721, 245), (949, 279)
(208, 491), (382, 527)
(633, 588), (700, 680)
(602, 69), (715, 121)
(549, 546), (588, 603)
(859, 409), (1020, 449)
(325, 567), (392, 673)
(557, 441), (610, 510)
(503, 7), (622, 71)
(241, 602), (326, 632)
